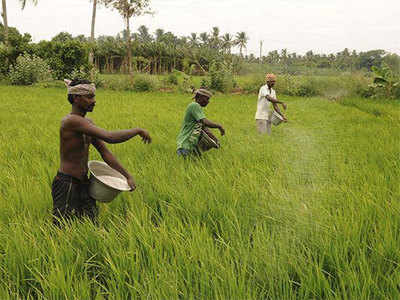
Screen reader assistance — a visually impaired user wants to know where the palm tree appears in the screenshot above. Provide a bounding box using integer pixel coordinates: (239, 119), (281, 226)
(88, 0), (98, 69)
(103, 0), (153, 74)
(1, 0), (8, 48)
(235, 31), (248, 57)
(210, 26), (220, 49)
(155, 28), (164, 42)
(188, 32), (198, 48)
(137, 25), (152, 43)
(20, 0), (37, 9)
(221, 33), (233, 54)
(199, 32), (209, 47)
(2, 0), (36, 53)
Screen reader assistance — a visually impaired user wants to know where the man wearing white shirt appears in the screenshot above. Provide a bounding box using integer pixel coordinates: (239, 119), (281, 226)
(255, 73), (287, 134)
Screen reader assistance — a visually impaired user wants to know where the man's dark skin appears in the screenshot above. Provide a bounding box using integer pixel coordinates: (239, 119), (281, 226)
(194, 94), (225, 140)
(60, 93), (151, 190)
(265, 79), (288, 121)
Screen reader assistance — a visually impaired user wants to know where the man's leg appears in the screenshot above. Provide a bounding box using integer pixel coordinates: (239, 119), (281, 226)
(266, 120), (272, 135)
(256, 119), (267, 134)
(51, 174), (75, 227)
(78, 182), (99, 224)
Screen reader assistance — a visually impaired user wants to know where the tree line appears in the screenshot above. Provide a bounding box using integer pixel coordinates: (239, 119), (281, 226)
(1, 0), (399, 80)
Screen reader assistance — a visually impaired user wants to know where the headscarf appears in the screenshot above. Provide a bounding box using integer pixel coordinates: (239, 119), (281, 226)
(193, 88), (213, 99)
(64, 79), (96, 95)
(265, 73), (277, 82)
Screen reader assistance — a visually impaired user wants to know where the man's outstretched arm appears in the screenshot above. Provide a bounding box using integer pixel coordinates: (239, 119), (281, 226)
(266, 95), (287, 110)
(200, 118), (225, 136)
(65, 115), (151, 144)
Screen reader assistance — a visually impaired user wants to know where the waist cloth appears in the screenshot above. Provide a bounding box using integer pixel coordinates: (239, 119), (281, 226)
(51, 171), (98, 226)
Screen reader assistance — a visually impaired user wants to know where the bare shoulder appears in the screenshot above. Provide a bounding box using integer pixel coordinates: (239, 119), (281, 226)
(61, 114), (90, 129)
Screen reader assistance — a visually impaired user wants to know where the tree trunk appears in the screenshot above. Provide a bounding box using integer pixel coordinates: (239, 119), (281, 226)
(1, 0), (8, 49)
(89, 0), (97, 81)
(126, 16), (132, 75)
(89, 0), (97, 64)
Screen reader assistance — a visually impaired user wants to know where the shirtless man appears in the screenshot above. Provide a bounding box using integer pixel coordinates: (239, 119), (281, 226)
(52, 79), (151, 226)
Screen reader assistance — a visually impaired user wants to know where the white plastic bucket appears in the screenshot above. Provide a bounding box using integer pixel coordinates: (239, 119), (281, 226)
(270, 111), (284, 126)
(88, 161), (131, 203)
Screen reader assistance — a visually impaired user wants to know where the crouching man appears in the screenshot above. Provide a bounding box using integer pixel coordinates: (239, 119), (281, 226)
(176, 89), (225, 157)
(52, 79), (151, 226)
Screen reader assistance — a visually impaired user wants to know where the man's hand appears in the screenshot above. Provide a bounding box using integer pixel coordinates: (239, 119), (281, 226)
(127, 176), (136, 191)
(282, 103), (287, 110)
(138, 129), (152, 144)
(218, 126), (225, 136)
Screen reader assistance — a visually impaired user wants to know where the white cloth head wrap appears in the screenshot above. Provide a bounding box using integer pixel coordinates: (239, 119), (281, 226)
(193, 88), (212, 99)
(64, 79), (96, 95)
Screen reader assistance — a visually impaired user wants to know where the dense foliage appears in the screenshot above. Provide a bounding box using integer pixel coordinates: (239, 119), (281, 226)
(0, 24), (399, 99)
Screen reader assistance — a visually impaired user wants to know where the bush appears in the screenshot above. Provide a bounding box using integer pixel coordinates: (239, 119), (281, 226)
(167, 73), (178, 85)
(132, 74), (157, 92)
(0, 45), (9, 75)
(9, 53), (52, 85)
(69, 66), (103, 88)
(240, 75), (265, 94)
(34, 40), (89, 80)
(209, 61), (236, 93)
(178, 74), (194, 94)
(200, 77), (211, 89)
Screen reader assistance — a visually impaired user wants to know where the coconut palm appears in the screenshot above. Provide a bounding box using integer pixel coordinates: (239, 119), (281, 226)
(199, 32), (209, 47)
(235, 31), (248, 57)
(188, 32), (198, 48)
(221, 33), (233, 54)
(210, 26), (220, 49)
(20, 0), (37, 9)
(2, 0), (36, 50)
(1, 0), (8, 48)
(88, 0), (98, 66)
(155, 28), (164, 42)
(103, 0), (153, 74)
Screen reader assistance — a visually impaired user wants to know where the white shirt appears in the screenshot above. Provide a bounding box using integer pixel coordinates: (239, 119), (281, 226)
(255, 84), (275, 120)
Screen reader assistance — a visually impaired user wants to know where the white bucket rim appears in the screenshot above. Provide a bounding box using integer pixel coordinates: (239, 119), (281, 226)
(88, 160), (131, 191)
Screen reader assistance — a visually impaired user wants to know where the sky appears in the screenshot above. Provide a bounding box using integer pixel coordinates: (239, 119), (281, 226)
(4, 0), (400, 56)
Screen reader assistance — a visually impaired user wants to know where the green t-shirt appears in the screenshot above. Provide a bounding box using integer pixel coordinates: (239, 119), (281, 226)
(177, 102), (206, 150)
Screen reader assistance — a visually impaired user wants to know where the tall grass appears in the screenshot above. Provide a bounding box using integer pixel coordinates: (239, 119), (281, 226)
(0, 87), (399, 299)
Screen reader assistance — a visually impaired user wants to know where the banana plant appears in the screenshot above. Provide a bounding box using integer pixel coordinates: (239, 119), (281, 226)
(371, 64), (399, 98)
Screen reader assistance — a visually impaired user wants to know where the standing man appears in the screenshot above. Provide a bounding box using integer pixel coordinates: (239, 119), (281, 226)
(52, 79), (151, 226)
(255, 73), (287, 135)
(176, 89), (225, 157)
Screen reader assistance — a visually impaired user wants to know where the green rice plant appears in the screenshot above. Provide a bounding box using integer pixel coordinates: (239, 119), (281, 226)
(0, 87), (399, 299)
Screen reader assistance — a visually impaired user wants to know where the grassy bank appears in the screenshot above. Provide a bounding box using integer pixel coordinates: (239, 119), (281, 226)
(0, 87), (399, 299)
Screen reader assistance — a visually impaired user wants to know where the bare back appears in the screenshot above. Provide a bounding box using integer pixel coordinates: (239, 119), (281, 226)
(59, 114), (93, 180)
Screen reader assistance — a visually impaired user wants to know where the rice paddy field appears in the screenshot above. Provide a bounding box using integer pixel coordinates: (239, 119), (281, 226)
(0, 86), (399, 299)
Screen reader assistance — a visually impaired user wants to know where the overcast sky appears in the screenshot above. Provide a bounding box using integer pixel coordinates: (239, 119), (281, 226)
(4, 0), (400, 55)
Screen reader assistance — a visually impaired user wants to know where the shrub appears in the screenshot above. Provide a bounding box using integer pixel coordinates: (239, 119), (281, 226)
(34, 40), (89, 80)
(240, 75), (265, 94)
(132, 74), (157, 92)
(69, 66), (103, 88)
(9, 53), (52, 85)
(0, 44), (9, 75)
(178, 74), (194, 94)
(167, 73), (178, 85)
(209, 61), (236, 93)
(295, 78), (318, 97)
(200, 77), (211, 89)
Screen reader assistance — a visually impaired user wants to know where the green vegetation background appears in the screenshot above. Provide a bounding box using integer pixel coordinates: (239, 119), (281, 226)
(0, 87), (399, 299)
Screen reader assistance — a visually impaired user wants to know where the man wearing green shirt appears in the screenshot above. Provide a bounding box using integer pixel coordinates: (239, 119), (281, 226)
(176, 89), (225, 157)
